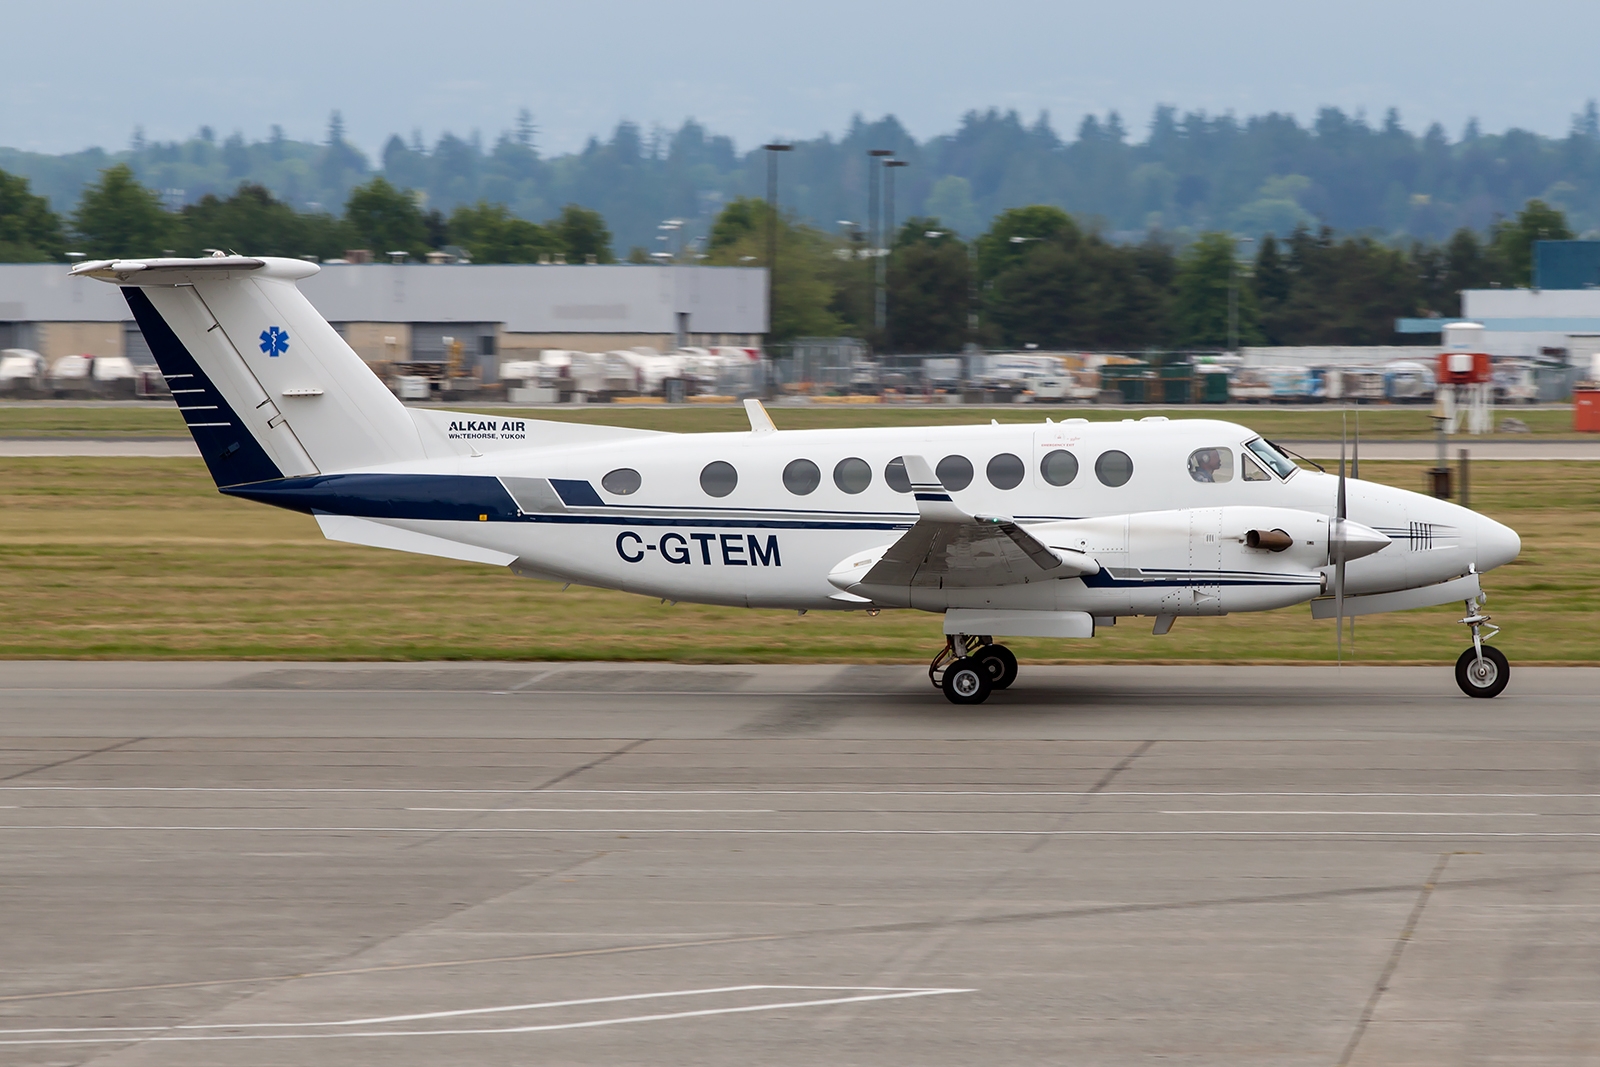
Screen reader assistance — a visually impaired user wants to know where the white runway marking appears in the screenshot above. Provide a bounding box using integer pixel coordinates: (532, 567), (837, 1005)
(4, 786), (1600, 798)
(2, 825), (1597, 837)
(1164, 810), (1576, 817)
(405, 807), (776, 813)
(0, 984), (971, 1046)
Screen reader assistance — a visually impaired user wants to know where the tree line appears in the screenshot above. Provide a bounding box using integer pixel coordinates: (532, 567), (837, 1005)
(3, 103), (1600, 254)
(0, 161), (1570, 351)
(735, 198), (1566, 351)
(0, 163), (615, 267)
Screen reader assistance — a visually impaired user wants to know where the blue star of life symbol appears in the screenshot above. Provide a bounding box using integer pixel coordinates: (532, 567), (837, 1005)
(259, 325), (290, 357)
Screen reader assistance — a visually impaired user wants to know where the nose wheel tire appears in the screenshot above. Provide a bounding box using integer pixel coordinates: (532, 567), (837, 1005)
(942, 661), (993, 705)
(974, 644), (1018, 690)
(1455, 644), (1509, 699)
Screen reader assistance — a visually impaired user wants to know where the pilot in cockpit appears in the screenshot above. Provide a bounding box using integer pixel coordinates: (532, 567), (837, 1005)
(1189, 448), (1222, 482)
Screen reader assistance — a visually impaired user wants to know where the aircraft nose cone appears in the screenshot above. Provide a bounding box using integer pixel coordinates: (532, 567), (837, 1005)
(1476, 515), (1521, 572)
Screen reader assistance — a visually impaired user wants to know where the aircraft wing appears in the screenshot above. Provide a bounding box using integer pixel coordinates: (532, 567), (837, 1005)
(858, 456), (1099, 589)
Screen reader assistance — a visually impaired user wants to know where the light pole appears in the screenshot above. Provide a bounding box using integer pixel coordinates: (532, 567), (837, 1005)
(868, 149), (894, 334)
(762, 143), (792, 346)
(883, 158), (909, 351)
(1228, 236), (1255, 353)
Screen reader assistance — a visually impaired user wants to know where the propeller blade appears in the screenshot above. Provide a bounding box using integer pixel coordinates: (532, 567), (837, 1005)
(1336, 412), (1347, 665)
(1338, 411), (1347, 523)
(1350, 408), (1358, 651)
(1352, 408), (1360, 480)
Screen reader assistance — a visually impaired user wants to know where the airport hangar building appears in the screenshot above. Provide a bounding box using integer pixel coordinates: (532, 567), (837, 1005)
(0, 263), (769, 380)
(1397, 240), (1600, 367)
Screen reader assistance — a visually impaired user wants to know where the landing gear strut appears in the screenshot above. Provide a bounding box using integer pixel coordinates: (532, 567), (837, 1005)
(1455, 595), (1509, 699)
(929, 635), (1017, 705)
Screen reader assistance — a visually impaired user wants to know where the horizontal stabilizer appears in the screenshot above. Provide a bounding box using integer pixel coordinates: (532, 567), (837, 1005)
(69, 255), (279, 285)
(315, 513), (516, 567)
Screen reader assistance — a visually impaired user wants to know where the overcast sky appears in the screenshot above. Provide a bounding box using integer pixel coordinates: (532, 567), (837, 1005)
(4, 0), (1598, 157)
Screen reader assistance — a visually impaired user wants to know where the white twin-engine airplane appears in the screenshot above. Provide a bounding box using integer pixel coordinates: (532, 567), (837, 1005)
(74, 255), (1522, 703)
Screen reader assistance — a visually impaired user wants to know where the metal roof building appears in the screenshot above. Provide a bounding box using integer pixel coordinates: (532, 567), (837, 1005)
(0, 263), (768, 377)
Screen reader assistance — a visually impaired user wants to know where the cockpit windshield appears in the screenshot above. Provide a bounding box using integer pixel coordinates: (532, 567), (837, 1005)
(1244, 437), (1298, 480)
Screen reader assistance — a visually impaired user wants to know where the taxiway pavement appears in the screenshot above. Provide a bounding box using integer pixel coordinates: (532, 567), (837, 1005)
(1, 662), (1597, 1066)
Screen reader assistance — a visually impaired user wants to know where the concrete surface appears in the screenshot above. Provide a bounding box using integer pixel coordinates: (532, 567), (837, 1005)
(1, 662), (1597, 1066)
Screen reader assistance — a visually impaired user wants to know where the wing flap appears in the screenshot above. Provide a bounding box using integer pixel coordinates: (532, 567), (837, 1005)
(856, 456), (1098, 590)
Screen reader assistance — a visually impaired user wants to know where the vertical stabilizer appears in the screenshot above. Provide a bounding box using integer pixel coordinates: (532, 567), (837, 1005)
(74, 256), (427, 483)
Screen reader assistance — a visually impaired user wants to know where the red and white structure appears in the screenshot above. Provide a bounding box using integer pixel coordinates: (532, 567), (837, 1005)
(1436, 322), (1495, 434)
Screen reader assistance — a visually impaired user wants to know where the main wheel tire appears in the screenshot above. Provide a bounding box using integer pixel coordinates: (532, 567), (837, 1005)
(975, 644), (1019, 690)
(942, 660), (993, 705)
(1455, 644), (1510, 698)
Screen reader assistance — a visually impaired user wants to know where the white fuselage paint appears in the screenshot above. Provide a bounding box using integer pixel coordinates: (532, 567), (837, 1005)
(339, 417), (1520, 617)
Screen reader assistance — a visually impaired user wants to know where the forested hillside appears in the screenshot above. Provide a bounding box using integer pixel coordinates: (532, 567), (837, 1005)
(4, 104), (1600, 251)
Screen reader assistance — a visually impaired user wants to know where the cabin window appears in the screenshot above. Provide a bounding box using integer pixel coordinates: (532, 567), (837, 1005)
(1245, 437), (1298, 479)
(783, 459), (820, 495)
(1241, 453), (1272, 481)
(1186, 448), (1233, 483)
(986, 452), (1025, 490)
(1095, 449), (1134, 487)
(833, 457), (872, 494)
(699, 460), (738, 498)
(937, 455), (973, 491)
(1040, 449), (1079, 486)
(601, 468), (642, 495)
(884, 457), (911, 493)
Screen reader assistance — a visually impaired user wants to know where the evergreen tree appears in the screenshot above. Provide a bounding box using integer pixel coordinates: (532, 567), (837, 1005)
(70, 163), (175, 257)
(551, 204), (613, 263)
(706, 198), (843, 342)
(1491, 199), (1573, 285)
(887, 218), (968, 352)
(0, 167), (66, 261)
(1173, 233), (1259, 348)
(448, 201), (557, 262)
(179, 183), (346, 259)
(343, 177), (429, 258)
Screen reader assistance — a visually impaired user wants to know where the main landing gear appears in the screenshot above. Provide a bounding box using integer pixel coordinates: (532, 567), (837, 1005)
(929, 635), (1017, 705)
(1455, 596), (1509, 699)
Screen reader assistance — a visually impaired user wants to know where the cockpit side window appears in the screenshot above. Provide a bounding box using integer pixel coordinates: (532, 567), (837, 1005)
(1244, 437), (1298, 479)
(1186, 447), (1233, 483)
(1241, 452), (1271, 481)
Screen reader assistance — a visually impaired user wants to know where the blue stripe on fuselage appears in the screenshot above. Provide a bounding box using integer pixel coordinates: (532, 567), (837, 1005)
(224, 473), (521, 521)
(222, 473), (905, 529)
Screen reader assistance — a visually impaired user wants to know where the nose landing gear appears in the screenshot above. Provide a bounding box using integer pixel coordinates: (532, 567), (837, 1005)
(1455, 596), (1509, 698)
(929, 635), (1018, 704)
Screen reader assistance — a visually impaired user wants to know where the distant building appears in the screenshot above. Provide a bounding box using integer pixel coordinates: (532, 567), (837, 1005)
(1534, 240), (1600, 291)
(1397, 286), (1600, 367)
(0, 263), (768, 381)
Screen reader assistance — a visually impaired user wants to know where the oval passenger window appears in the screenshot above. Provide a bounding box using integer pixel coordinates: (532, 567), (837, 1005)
(936, 455), (973, 491)
(601, 468), (641, 495)
(783, 458), (821, 495)
(833, 457), (872, 494)
(986, 452), (1025, 490)
(1095, 449), (1134, 487)
(1040, 449), (1078, 486)
(699, 460), (738, 498)
(884, 457), (911, 493)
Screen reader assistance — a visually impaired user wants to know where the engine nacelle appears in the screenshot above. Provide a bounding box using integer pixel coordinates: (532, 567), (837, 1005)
(833, 506), (1364, 617)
